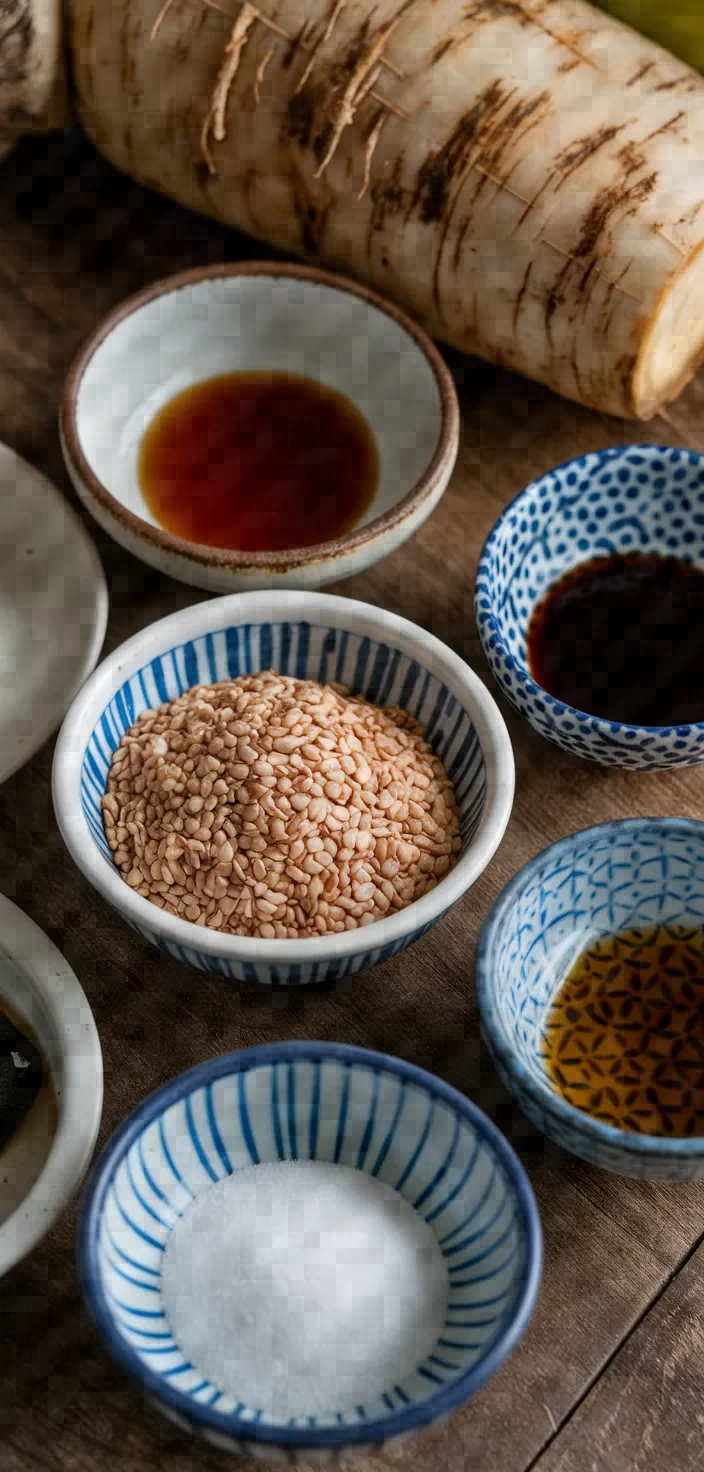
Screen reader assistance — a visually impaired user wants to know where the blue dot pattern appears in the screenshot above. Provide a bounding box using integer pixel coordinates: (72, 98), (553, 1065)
(474, 445), (704, 769)
(476, 819), (704, 1180)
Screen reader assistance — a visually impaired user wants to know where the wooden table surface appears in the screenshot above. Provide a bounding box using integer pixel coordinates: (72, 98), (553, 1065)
(2, 129), (704, 1472)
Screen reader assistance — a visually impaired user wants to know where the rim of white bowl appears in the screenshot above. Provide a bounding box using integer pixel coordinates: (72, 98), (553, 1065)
(475, 443), (704, 739)
(0, 448), (108, 785)
(476, 816), (704, 1158)
(0, 892), (103, 1276)
(60, 261), (460, 576)
(52, 591), (515, 966)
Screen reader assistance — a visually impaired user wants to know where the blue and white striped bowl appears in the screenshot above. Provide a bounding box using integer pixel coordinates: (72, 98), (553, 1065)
(52, 592), (514, 985)
(79, 1041), (542, 1461)
(475, 444), (704, 769)
(477, 818), (704, 1180)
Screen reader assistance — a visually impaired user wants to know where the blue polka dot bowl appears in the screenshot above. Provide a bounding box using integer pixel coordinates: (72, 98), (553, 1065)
(52, 590), (514, 986)
(475, 444), (704, 769)
(477, 817), (704, 1181)
(79, 1041), (542, 1462)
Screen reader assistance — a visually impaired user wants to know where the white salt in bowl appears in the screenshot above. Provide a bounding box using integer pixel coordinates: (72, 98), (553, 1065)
(52, 589), (515, 986)
(60, 262), (459, 592)
(79, 1042), (541, 1461)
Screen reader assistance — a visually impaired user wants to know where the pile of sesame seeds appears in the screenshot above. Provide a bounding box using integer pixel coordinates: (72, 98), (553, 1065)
(101, 672), (462, 940)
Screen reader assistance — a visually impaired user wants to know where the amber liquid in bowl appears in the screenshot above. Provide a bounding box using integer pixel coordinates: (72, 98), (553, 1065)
(138, 371), (379, 554)
(543, 925), (704, 1137)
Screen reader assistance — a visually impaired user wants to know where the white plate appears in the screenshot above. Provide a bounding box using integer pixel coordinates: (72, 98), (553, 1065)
(0, 892), (103, 1277)
(0, 444), (108, 784)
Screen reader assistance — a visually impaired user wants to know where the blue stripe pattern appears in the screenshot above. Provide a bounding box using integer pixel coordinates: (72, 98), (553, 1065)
(97, 1055), (527, 1436)
(78, 618), (486, 984)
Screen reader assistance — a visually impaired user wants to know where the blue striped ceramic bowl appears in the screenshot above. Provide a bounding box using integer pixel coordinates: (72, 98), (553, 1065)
(79, 1042), (542, 1461)
(52, 592), (514, 985)
(477, 818), (704, 1180)
(475, 444), (704, 769)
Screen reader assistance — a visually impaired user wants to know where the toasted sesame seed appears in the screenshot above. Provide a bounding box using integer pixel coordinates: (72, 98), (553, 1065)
(103, 672), (460, 939)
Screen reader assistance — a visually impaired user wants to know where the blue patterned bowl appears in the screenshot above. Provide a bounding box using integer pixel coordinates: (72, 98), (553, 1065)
(475, 444), (704, 769)
(477, 818), (704, 1180)
(79, 1041), (542, 1461)
(52, 591), (514, 985)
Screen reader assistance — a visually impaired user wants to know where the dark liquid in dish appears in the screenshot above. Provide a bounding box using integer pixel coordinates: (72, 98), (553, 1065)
(0, 999), (57, 1226)
(0, 1004), (43, 1152)
(543, 925), (704, 1136)
(138, 371), (379, 554)
(527, 553), (704, 726)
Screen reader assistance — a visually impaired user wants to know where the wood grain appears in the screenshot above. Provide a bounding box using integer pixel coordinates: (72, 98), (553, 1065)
(0, 129), (703, 1471)
(533, 1239), (704, 1472)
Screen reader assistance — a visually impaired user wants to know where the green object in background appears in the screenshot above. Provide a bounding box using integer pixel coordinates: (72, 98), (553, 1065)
(594, 0), (704, 74)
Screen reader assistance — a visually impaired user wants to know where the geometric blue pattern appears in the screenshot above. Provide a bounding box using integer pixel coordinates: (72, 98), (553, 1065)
(477, 818), (704, 1179)
(475, 444), (704, 769)
(67, 613), (492, 985)
(79, 1042), (542, 1460)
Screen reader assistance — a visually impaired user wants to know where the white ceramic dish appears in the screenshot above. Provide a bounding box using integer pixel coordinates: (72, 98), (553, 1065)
(59, 263), (459, 593)
(0, 892), (103, 1277)
(52, 590), (515, 985)
(0, 443), (107, 785)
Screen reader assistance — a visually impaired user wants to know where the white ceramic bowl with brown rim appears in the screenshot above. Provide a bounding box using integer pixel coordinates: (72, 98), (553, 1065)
(60, 263), (459, 593)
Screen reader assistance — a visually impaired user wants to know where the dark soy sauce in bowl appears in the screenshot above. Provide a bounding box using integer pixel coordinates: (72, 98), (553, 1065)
(527, 552), (704, 726)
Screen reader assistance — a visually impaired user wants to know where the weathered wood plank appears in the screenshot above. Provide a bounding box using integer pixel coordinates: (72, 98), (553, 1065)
(533, 1238), (704, 1472)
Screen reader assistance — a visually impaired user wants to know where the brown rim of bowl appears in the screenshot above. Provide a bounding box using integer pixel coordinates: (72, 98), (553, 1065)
(60, 261), (460, 574)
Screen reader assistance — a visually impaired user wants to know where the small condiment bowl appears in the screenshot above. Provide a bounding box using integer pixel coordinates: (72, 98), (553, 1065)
(0, 893), (103, 1277)
(78, 1040), (541, 1460)
(60, 262), (459, 593)
(475, 444), (704, 769)
(52, 590), (514, 985)
(476, 817), (704, 1181)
